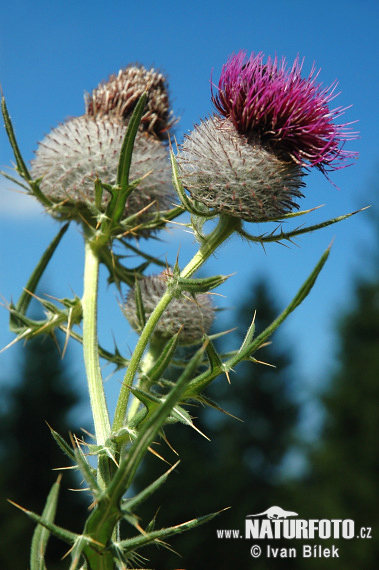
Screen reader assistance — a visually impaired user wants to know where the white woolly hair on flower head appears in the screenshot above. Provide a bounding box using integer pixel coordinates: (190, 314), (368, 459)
(176, 115), (305, 222)
(124, 269), (215, 345)
(31, 115), (175, 222)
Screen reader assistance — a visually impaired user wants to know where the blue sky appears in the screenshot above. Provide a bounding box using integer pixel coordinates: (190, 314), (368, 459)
(1, 0), (378, 426)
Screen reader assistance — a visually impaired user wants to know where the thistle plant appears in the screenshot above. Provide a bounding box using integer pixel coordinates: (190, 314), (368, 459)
(1, 52), (361, 569)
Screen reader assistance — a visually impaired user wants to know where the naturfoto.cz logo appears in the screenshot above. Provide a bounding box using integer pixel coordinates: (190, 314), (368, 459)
(216, 505), (372, 559)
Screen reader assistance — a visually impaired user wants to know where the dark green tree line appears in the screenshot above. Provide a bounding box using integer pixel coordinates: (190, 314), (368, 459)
(289, 278), (379, 569)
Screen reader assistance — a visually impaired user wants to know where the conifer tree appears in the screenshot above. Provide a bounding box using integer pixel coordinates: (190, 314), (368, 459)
(293, 279), (379, 569)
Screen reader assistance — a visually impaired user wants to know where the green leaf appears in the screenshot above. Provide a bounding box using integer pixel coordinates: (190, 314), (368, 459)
(141, 332), (181, 385)
(48, 424), (77, 463)
(176, 273), (229, 294)
(0, 169), (30, 190)
(205, 338), (223, 372)
(121, 461), (180, 516)
(231, 244), (331, 359)
(134, 277), (146, 329)
(117, 91), (148, 191)
(170, 404), (210, 439)
(61, 328), (129, 369)
(94, 177), (104, 210)
(68, 535), (93, 570)
(103, 178), (139, 228)
(238, 312), (256, 355)
(183, 246), (331, 396)
(239, 208), (368, 245)
(9, 223), (69, 330)
(8, 499), (79, 545)
(100, 92), (149, 230)
(116, 509), (224, 551)
(1, 94), (31, 181)
(71, 435), (100, 495)
(30, 476), (61, 570)
(82, 343), (208, 556)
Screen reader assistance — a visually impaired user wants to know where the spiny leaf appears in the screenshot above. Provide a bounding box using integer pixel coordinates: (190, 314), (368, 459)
(1, 93), (31, 181)
(230, 244), (331, 360)
(30, 475), (61, 570)
(182, 246), (331, 397)
(116, 91), (148, 192)
(170, 405), (210, 440)
(239, 207), (368, 245)
(67, 535), (94, 570)
(48, 424), (77, 463)
(8, 500), (79, 545)
(205, 337), (223, 371)
(238, 312), (256, 354)
(121, 461), (180, 516)
(60, 327), (129, 369)
(116, 509), (226, 551)
(176, 273), (230, 294)
(9, 223), (69, 330)
(197, 394), (243, 421)
(71, 434), (100, 495)
(82, 343), (209, 553)
(141, 332), (181, 385)
(134, 277), (146, 329)
(0, 169), (30, 190)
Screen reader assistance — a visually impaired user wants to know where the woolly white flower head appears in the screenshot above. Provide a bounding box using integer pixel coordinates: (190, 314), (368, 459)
(31, 115), (175, 221)
(177, 116), (304, 222)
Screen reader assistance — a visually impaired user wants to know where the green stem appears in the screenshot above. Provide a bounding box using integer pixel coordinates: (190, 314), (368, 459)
(112, 215), (239, 432)
(126, 339), (166, 421)
(82, 239), (111, 486)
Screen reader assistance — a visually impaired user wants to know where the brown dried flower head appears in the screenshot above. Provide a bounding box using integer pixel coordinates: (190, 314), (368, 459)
(85, 64), (175, 140)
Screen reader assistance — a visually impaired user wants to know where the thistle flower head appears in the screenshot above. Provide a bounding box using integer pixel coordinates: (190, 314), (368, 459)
(212, 51), (358, 174)
(177, 115), (304, 222)
(31, 115), (174, 222)
(85, 64), (175, 140)
(124, 270), (215, 345)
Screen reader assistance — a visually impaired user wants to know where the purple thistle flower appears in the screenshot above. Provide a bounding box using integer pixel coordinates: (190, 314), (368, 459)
(212, 51), (358, 175)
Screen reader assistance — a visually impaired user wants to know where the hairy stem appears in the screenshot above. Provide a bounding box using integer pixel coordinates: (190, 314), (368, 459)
(82, 239), (111, 487)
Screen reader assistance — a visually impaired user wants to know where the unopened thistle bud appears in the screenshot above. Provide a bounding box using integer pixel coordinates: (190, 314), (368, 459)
(124, 271), (215, 345)
(177, 51), (358, 222)
(31, 116), (174, 221)
(85, 65), (175, 141)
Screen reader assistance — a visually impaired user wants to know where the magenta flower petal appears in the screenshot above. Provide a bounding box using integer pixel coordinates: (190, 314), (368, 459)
(212, 51), (358, 175)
